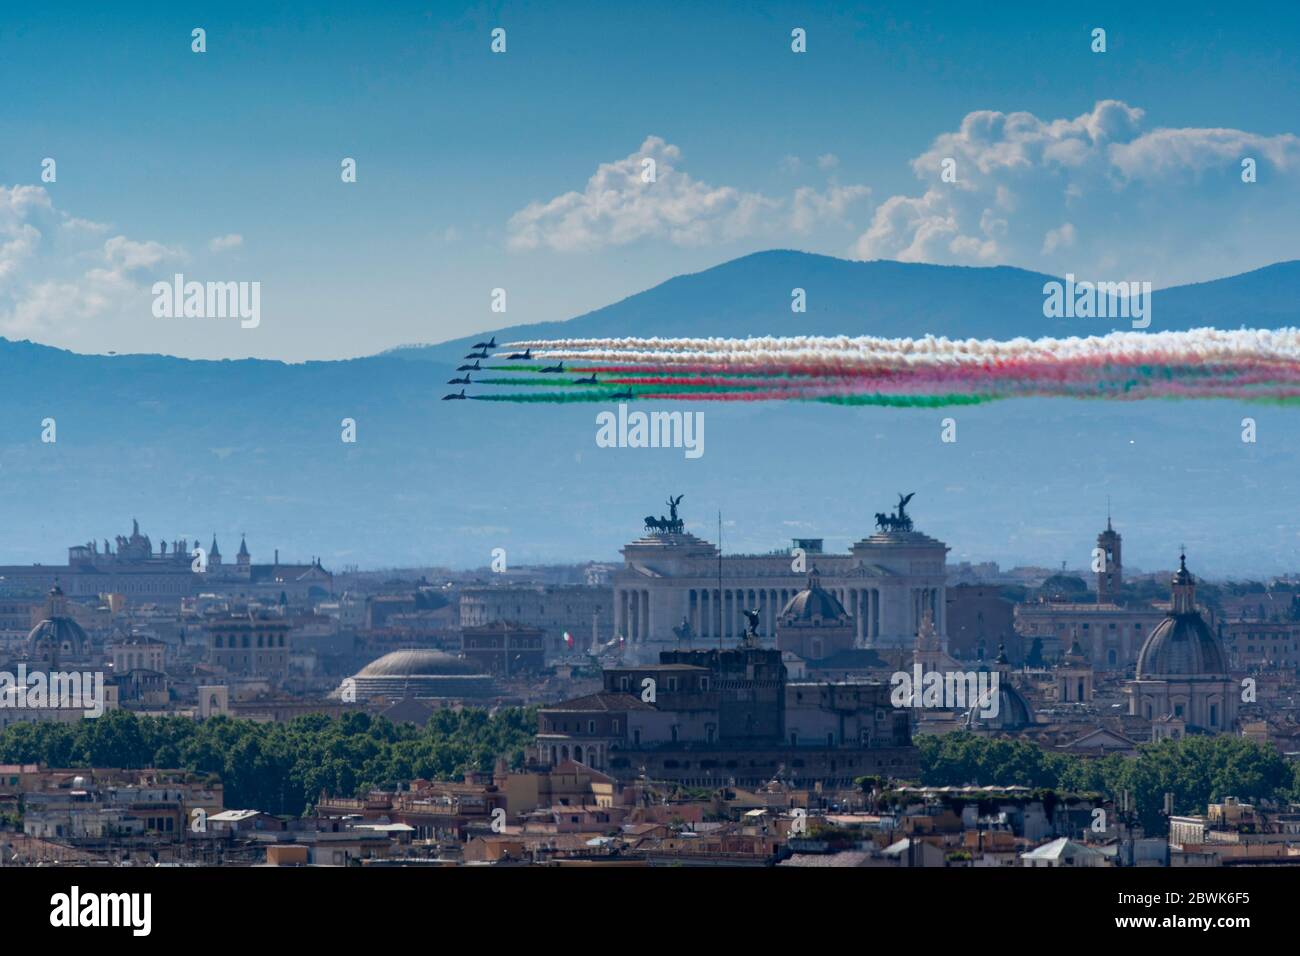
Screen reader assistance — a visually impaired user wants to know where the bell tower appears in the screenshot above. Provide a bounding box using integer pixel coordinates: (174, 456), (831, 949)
(1096, 510), (1122, 604)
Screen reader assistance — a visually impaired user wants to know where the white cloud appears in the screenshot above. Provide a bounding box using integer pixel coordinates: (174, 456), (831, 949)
(105, 236), (178, 272)
(208, 233), (243, 253)
(0, 185), (183, 341)
(791, 184), (872, 234)
(508, 136), (869, 252)
(852, 100), (1300, 282)
(0, 186), (53, 286)
(1041, 222), (1076, 255)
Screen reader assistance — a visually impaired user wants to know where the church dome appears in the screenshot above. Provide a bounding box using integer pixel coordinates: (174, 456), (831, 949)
(26, 586), (90, 662)
(357, 649), (474, 677)
(1135, 554), (1229, 679)
(780, 569), (849, 625)
(964, 646), (1034, 731)
(1136, 616), (1227, 678)
(964, 682), (1033, 731)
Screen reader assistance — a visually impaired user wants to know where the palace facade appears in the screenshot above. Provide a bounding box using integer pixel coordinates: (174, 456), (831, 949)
(0, 520), (333, 605)
(612, 496), (949, 664)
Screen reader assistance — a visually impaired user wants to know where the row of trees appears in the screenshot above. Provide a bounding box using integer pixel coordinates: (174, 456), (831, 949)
(915, 733), (1298, 832)
(0, 708), (536, 816)
(1, 711), (1292, 833)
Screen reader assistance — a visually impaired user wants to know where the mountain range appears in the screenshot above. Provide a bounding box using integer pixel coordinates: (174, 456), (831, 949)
(3, 250), (1298, 576)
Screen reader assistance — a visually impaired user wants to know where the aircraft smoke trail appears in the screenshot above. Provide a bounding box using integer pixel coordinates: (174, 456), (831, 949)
(457, 328), (1300, 405)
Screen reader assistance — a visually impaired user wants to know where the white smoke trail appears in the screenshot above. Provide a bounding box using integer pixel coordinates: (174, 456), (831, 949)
(500, 328), (1300, 369)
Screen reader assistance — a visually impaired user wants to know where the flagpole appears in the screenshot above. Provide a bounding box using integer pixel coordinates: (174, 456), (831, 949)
(717, 510), (723, 651)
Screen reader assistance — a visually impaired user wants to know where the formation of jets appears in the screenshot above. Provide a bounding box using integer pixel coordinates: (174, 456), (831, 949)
(442, 338), (621, 400)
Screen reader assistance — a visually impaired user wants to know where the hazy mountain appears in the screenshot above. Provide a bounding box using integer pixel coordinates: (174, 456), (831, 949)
(388, 251), (1300, 360)
(3, 251), (1298, 576)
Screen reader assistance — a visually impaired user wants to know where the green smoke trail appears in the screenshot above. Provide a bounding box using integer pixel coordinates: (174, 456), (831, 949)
(471, 391), (643, 403)
(475, 378), (606, 387)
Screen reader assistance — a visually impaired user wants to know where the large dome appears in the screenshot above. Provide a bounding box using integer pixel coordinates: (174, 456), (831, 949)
(780, 570), (849, 625)
(340, 648), (494, 703)
(1136, 616), (1228, 679)
(1135, 554), (1229, 679)
(357, 649), (474, 677)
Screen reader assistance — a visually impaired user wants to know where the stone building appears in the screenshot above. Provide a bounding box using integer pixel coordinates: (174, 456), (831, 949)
(205, 612), (292, 679)
(461, 621), (546, 676)
(535, 644), (918, 787)
(1013, 517), (1165, 670)
(612, 495), (949, 664)
(1221, 619), (1300, 670)
(458, 584), (612, 657)
(946, 584), (1018, 662)
(0, 520), (332, 606)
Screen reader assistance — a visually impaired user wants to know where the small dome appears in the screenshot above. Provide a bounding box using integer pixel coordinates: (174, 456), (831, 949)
(27, 618), (90, 661)
(357, 649), (474, 677)
(27, 586), (89, 662)
(780, 569), (849, 625)
(964, 680), (1034, 731)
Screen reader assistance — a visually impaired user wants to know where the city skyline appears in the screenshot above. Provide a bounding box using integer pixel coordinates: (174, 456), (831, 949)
(0, 506), (1283, 583)
(1, 1), (1297, 909)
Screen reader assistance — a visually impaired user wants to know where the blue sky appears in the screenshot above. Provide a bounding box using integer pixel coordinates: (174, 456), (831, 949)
(2, 0), (1299, 360)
